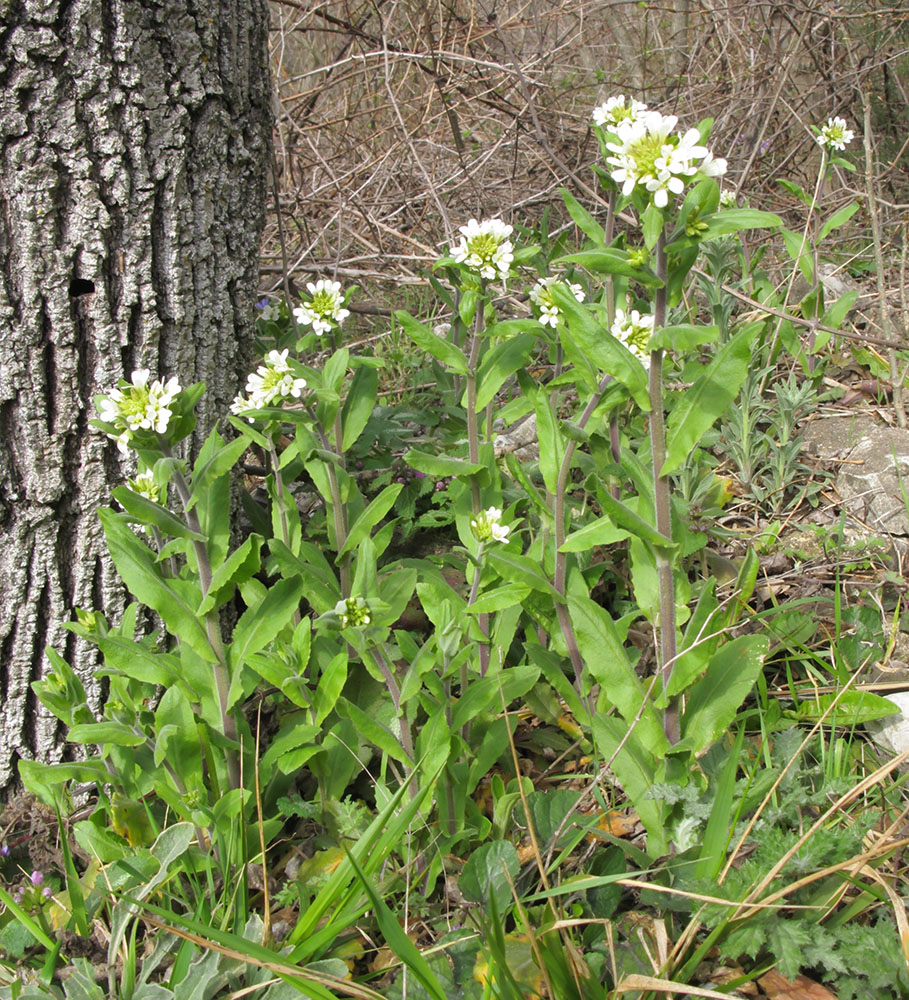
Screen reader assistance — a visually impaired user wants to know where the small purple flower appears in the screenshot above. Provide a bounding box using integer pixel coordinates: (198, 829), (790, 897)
(42, 886), (53, 899)
(30, 870), (43, 886)
(0, 841), (9, 857)
(12, 888), (23, 903)
(257, 298), (270, 310)
(412, 470), (426, 480)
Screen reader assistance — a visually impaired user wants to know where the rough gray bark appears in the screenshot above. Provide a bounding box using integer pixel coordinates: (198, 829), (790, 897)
(0, 0), (272, 792)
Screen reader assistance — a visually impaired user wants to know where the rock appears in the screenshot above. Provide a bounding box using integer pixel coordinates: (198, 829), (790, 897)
(836, 424), (909, 535)
(865, 690), (909, 757)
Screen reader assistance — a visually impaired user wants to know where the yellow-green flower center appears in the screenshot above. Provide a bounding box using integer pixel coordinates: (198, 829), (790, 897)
(629, 134), (668, 176)
(626, 326), (650, 354)
(311, 290), (335, 315)
(122, 389), (150, 420)
(469, 233), (500, 260)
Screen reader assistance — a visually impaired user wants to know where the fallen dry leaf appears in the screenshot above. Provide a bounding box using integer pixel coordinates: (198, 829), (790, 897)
(758, 969), (838, 999)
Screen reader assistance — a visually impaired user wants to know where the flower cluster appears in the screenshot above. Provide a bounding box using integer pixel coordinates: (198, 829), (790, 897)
(592, 95), (648, 130)
(612, 309), (655, 367)
(127, 470), (160, 503)
(336, 596), (371, 629)
(605, 108), (726, 208)
(97, 370), (181, 455)
(470, 506), (512, 544)
(11, 869), (53, 909)
(452, 218), (514, 282)
(529, 276), (585, 328)
(816, 116), (854, 152)
(719, 188), (738, 209)
(293, 280), (350, 335)
(230, 350), (307, 421)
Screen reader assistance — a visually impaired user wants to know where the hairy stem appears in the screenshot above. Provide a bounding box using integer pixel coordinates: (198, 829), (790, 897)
(465, 301), (490, 675)
(649, 237), (679, 743)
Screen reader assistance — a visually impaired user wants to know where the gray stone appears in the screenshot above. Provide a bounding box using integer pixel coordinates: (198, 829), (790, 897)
(865, 691), (909, 757)
(836, 424), (909, 535)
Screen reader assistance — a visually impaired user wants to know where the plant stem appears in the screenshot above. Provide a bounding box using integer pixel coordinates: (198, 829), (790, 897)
(162, 446), (240, 789)
(649, 236), (679, 743)
(465, 301), (490, 675)
(552, 373), (613, 693)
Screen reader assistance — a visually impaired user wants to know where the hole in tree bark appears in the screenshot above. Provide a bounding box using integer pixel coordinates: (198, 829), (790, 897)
(68, 278), (95, 297)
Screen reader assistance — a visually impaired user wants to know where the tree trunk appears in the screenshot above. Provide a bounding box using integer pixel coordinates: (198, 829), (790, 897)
(0, 0), (272, 792)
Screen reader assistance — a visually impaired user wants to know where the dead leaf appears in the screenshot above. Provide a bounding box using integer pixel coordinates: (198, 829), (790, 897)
(757, 969), (838, 999)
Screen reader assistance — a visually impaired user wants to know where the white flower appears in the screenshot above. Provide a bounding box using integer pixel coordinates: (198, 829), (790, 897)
(607, 111), (726, 208)
(452, 218), (514, 282)
(335, 596), (371, 629)
(293, 279), (350, 335)
(128, 470), (160, 503)
(612, 309), (655, 368)
(470, 506), (512, 544)
(719, 188), (738, 208)
(97, 369), (182, 454)
(232, 349), (307, 418)
(816, 116), (854, 152)
(592, 95), (648, 130)
(529, 276), (585, 328)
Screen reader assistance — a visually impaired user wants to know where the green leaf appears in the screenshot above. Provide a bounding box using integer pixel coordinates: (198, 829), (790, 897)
(111, 487), (206, 542)
(460, 840), (520, 913)
(197, 534), (263, 615)
(559, 514), (629, 552)
(570, 592), (668, 757)
(337, 483), (402, 558)
(532, 387), (561, 495)
(698, 208), (783, 239)
(486, 549), (562, 600)
(526, 788), (582, 848)
(561, 188), (607, 245)
(467, 583), (531, 613)
(557, 249), (662, 286)
(781, 228), (814, 283)
(551, 287), (650, 408)
(397, 310), (469, 374)
(818, 200), (860, 242)
(795, 690), (901, 725)
(19, 759), (110, 806)
(648, 323), (720, 352)
(154, 687), (202, 776)
(474, 333), (537, 411)
(95, 636), (180, 687)
(229, 576), (306, 674)
(98, 509), (215, 663)
(821, 291), (858, 332)
(314, 653), (348, 725)
(188, 434), (249, 509)
(337, 698), (412, 765)
(67, 722), (146, 747)
(680, 635), (769, 753)
(597, 491), (676, 552)
(404, 449), (484, 478)
(662, 322), (758, 476)
(642, 202), (665, 249)
(341, 364), (378, 450)
(591, 716), (668, 857)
